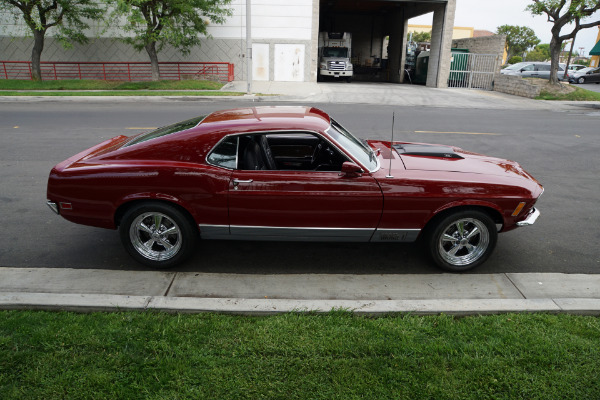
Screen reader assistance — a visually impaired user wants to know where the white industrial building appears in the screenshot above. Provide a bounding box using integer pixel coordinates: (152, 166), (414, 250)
(0, 0), (457, 87)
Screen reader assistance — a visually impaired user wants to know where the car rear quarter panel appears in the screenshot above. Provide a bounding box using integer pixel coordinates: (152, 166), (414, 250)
(47, 161), (232, 229)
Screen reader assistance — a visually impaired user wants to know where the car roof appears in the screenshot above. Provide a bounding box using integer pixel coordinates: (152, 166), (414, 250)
(199, 106), (332, 134)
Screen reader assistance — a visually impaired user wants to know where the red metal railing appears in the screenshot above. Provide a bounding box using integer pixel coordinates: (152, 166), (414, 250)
(0, 61), (235, 82)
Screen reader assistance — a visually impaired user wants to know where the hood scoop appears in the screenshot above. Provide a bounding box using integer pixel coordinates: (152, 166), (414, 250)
(393, 143), (464, 159)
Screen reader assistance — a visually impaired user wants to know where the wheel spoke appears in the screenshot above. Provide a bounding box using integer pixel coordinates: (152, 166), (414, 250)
(154, 214), (163, 231)
(442, 233), (457, 243)
(158, 238), (174, 250)
(456, 221), (465, 236)
(466, 226), (479, 240)
(139, 222), (153, 235)
(162, 226), (178, 236)
(448, 245), (462, 256)
(464, 243), (475, 254)
(143, 238), (156, 249)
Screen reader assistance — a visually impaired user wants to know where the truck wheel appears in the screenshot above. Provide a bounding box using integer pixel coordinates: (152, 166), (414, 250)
(346, 77), (352, 83)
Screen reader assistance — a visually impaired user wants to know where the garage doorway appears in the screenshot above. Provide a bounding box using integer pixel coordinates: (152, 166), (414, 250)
(317, 0), (455, 86)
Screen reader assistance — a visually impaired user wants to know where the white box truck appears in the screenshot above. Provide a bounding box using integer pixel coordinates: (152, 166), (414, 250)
(318, 32), (353, 82)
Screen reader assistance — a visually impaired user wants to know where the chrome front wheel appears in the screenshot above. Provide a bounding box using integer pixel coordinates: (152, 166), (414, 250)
(428, 210), (497, 272)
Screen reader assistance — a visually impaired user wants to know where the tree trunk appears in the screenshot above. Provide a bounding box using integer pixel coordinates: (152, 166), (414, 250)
(145, 42), (161, 81)
(31, 30), (46, 81)
(549, 36), (562, 85)
(565, 37), (576, 81)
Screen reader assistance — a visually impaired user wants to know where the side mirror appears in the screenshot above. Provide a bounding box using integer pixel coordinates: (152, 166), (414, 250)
(340, 161), (364, 176)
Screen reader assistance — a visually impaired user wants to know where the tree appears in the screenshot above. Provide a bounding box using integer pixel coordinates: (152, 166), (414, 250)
(525, 43), (551, 61)
(408, 31), (431, 43)
(527, 0), (600, 84)
(497, 25), (541, 62)
(0, 0), (103, 81)
(508, 56), (523, 64)
(109, 0), (232, 81)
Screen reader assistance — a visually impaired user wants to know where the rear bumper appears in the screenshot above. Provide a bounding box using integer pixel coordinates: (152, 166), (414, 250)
(47, 200), (59, 215)
(517, 207), (540, 226)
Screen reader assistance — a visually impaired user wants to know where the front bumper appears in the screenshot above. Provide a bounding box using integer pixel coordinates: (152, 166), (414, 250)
(517, 207), (540, 226)
(320, 70), (353, 77)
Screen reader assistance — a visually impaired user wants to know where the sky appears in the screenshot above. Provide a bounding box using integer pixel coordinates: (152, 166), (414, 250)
(410, 0), (600, 56)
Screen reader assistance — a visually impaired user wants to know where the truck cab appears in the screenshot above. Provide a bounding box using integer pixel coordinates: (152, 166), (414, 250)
(318, 32), (353, 82)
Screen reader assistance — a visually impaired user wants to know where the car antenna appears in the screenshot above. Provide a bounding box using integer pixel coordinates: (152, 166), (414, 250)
(386, 112), (394, 178)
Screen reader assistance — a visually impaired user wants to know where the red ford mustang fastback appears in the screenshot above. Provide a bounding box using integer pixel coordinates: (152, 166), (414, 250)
(47, 106), (543, 271)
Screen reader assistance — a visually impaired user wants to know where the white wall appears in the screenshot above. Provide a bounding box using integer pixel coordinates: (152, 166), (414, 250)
(208, 0), (313, 40)
(1, 0), (314, 41)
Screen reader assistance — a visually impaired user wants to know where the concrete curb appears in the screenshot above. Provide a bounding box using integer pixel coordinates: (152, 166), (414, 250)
(2, 292), (600, 316)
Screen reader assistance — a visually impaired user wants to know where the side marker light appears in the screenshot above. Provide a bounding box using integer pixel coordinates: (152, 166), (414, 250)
(512, 202), (526, 217)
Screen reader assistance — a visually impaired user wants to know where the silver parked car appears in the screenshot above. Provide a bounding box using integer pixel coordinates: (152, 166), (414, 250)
(568, 64), (587, 72)
(568, 67), (600, 84)
(501, 62), (567, 80)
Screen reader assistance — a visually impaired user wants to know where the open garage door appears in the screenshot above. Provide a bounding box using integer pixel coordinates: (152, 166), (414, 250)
(317, 0), (455, 87)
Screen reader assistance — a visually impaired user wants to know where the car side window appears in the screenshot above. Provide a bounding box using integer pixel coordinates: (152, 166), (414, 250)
(207, 136), (238, 169)
(537, 64), (551, 71)
(237, 132), (348, 172)
(521, 65), (535, 71)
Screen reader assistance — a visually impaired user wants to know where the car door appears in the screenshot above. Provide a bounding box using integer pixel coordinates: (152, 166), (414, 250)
(520, 64), (536, 77)
(589, 68), (600, 83)
(227, 132), (383, 241)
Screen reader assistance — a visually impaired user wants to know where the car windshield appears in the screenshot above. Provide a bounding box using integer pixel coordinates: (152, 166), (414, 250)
(323, 47), (348, 58)
(327, 119), (378, 172)
(504, 62), (528, 71)
(125, 116), (206, 147)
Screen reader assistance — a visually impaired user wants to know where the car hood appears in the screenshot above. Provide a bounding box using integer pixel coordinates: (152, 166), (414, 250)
(393, 142), (535, 180)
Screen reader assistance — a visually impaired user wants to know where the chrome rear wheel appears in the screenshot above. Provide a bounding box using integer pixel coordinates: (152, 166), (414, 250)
(120, 202), (197, 268)
(129, 212), (182, 261)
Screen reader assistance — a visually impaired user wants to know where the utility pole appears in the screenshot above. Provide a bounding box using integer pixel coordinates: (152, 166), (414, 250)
(246, 0), (252, 94)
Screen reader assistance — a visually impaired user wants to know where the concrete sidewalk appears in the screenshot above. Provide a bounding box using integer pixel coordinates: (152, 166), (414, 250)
(222, 80), (598, 111)
(1, 268), (599, 315)
(3, 81), (598, 112)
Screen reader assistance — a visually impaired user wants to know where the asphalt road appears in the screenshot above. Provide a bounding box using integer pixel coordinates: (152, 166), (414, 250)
(572, 82), (600, 93)
(1, 99), (599, 274)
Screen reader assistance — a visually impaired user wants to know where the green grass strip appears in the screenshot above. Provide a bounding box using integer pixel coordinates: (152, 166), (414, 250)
(536, 85), (600, 101)
(0, 90), (244, 96)
(1, 311), (599, 399)
(0, 79), (225, 91)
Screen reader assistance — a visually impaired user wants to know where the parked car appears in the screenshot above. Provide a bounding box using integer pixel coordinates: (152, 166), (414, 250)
(501, 61), (567, 80)
(569, 67), (600, 84)
(47, 107), (543, 272)
(568, 64), (587, 72)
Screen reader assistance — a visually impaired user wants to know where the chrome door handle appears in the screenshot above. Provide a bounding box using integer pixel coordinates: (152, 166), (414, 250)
(232, 179), (253, 189)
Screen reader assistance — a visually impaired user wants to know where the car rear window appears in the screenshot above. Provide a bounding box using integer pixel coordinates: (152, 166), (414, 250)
(125, 115), (206, 147)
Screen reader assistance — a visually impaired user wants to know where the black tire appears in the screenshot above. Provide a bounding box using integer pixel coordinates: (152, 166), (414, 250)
(119, 201), (197, 268)
(427, 210), (498, 272)
(346, 77), (352, 83)
(578, 77), (585, 84)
